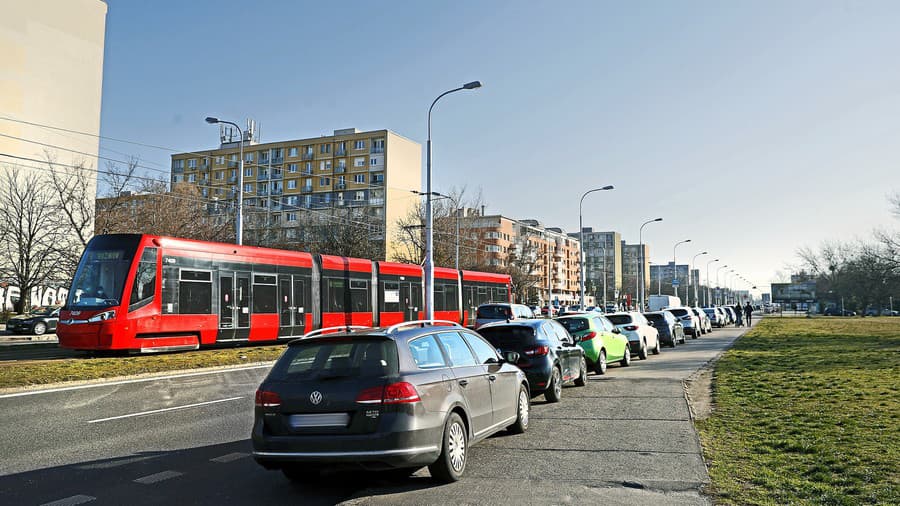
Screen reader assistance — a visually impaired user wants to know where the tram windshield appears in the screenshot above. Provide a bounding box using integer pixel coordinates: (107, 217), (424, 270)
(67, 235), (142, 309)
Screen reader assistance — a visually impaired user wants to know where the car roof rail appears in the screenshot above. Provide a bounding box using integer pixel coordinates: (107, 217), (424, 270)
(301, 325), (372, 339)
(385, 320), (462, 334)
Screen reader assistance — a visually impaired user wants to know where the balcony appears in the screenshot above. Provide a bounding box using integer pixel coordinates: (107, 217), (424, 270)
(229, 176), (237, 183)
(335, 183), (346, 190)
(301, 186), (313, 193)
(257, 189), (269, 196)
(257, 173), (270, 181)
(271, 188), (283, 195)
(337, 199), (347, 206)
(336, 149), (346, 156)
(270, 171), (283, 180)
(302, 153), (314, 160)
(271, 156), (284, 164)
(227, 161), (238, 168)
(370, 147), (384, 154)
(334, 166), (346, 173)
(369, 164), (384, 172)
(371, 178), (384, 186)
(368, 198), (384, 206)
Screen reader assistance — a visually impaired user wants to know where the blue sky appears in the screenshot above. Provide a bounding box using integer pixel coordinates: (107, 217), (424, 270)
(99, 0), (900, 288)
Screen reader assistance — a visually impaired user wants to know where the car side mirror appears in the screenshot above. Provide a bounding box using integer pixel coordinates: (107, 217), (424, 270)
(572, 335), (582, 343)
(612, 327), (621, 334)
(503, 351), (520, 364)
(647, 321), (654, 327)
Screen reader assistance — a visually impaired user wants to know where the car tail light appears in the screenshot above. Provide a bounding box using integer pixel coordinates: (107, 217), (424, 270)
(623, 325), (638, 331)
(580, 331), (597, 341)
(255, 390), (281, 408)
(523, 345), (550, 356)
(356, 382), (421, 405)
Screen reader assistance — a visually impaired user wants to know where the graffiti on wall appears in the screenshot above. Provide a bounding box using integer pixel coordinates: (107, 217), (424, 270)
(0, 285), (70, 310)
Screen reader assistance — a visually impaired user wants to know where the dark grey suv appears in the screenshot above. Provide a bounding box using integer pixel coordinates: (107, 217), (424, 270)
(252, 321), (530, 483)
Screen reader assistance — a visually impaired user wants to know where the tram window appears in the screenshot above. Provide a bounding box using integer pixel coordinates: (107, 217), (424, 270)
(381, 281), (400, 312)
(253, 274), (277, 313)
(325, 278), (347, 312)
(129, 247), (157, 312)
(350, 279), (370, 312)
(162, 266), (178, 314)
(179, 269), (212, 314)
(440, 283), (459, 311)
(493, 286), (508, 302)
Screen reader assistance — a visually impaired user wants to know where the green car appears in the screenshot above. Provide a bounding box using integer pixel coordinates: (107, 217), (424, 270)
(557, 314), (631, 374)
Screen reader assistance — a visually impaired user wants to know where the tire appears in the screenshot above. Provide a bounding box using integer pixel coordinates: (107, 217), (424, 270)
(652, 337), (661, 355)
(507, 385), (530, 434)
(575, 356), (588, 386)
(669, 336), (677, 348)
(638, 341), (648, 360)
(691, 329), (698, 340)
(32, 322), (46, 336)
(429, 413), (468, 483)
(545, 367), (562, 403)
(620, 347), (631, 367)
(594, 351), (607, 376)
(281, 464), (319, 483)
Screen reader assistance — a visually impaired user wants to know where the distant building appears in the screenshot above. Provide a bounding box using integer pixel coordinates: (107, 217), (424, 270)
(568, 229), (621, 306)
(621, 242), (649, 309)
(650, 262), (691, 299)
(170, 128), (421, 260)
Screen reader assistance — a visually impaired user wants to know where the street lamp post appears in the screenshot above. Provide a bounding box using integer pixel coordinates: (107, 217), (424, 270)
(691, 251), (708, 307)
(578, 186), (614, 308)
(425, 81), (482, 320)
(715, 264), (729, 305)
(672, 239), (691, 299)
(638, 218), (663, 311)
(706, 259), (719, 306)
(206, 117), (244, 245)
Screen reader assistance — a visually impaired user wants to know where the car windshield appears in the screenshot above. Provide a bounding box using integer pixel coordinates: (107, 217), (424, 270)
(269, 338), (399, 381)
(477, 305), (511, 319)
(28, 307), (58, 316)
(67, 235), (142, 309)
(669, 309), (689, 317)
(558, 317), (589, 333)
(478, 326), (537, 349)
(606, 314), (632, 325)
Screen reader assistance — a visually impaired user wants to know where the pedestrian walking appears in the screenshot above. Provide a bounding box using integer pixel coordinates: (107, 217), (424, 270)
(744, 302), (753, 326)
(733, 304), (743, 327)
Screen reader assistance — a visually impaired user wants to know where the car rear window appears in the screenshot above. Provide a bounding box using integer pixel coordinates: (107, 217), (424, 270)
(477, 305), (511, 319)
(703, 309), (715, 315)
(644, 313), (665, 322)
(478, 326), (537, 349)
(606, 314), (632, 325)
(669, 309), (689, 317)
(270, 338), (399, 380)
(558, 317), (589, 333)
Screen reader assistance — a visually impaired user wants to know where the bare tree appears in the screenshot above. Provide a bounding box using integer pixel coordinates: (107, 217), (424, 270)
(0, 166), (71, 313)
(505, 232), (544, 302)
(889, 191), (900, 219)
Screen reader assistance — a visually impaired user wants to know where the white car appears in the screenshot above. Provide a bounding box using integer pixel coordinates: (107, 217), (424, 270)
(692, 307), (712, 334)
(606, 312), (660, 359)
(667, 307), (701, 338)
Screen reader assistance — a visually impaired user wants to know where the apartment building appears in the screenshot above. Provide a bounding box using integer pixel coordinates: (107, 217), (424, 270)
(459, 214), (581, 305)
(170, 128), (420, 260)
(621, 242), (650, 309)
(569, 229), (622, 306)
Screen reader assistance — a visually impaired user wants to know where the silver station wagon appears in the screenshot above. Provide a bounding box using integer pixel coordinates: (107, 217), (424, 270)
(252, 321), (530, 483)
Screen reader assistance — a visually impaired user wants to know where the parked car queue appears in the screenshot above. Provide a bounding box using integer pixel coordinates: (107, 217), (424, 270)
(250, 302), (743, 484)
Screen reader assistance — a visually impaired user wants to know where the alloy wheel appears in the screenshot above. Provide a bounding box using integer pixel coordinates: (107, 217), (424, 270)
(448, 421), (466, 473)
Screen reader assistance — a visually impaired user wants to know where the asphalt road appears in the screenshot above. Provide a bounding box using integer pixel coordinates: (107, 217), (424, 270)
(0, 322), (750, 505)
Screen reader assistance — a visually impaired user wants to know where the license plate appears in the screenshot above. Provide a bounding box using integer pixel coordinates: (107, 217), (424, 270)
(288, 413), (350, 428)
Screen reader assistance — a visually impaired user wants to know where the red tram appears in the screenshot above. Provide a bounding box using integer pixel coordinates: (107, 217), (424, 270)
(57, 234), (512, 352)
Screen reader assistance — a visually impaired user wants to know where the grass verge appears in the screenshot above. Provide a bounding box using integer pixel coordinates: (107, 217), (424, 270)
(0, 345), (286, 390)
(696, 317), (899, 505)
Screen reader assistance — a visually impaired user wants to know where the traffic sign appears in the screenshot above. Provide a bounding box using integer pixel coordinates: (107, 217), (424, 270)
(671, 279), (680, 287)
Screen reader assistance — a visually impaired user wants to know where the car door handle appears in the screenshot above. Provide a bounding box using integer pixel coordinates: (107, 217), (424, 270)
(488, 375), (497, 382)
(458, 379), (469, 387)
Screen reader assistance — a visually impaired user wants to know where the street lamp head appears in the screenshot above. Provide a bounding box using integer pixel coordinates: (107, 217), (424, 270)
(205, 116), (219, 124)
(685, 239), (692, 243)
(602, 185), (614, 190)
(700, 251), (708, 255)
(654, 218), (663, 222)
(463, 81), (482, 90)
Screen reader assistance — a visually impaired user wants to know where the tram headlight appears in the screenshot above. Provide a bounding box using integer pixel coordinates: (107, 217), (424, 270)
(88, 310), (116, 323)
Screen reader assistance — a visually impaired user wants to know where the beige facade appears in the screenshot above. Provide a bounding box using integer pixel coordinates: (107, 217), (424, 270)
(171, 128), (421, 260)
(0, 0), (107, 185)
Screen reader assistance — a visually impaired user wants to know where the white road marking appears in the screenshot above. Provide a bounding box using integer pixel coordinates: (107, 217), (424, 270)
(0, 364), (272, 399)
(210, 452), (249, 463)
(40, 495), (96, 506)
(133, 470), (183, 484)
(87, 397), (244, 424)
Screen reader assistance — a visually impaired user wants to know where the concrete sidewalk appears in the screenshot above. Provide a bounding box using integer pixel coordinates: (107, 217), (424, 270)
(341, 324), (751, 505)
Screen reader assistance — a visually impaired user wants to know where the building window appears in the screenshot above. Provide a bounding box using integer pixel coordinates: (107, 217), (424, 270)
(319, 144), (331, 154)
(188, 174), (196, 183)
(215, 171), (224, 180)
(371, 138), (385, 153)
(354, 157), (366, 167)
(354, 140), (365, 150)
(271, 147), (283, 160)
(320, 161), (332, 171)
(288, 163), (298, 173)
(244, 167), (253, 177)
(188, 159), (197, 169)
(354, 174), (365, 184)
(172, 174), (184, 183)
(304, 162), (312, 173)
(319, 177), (330, 186)
(215, 156), (225, 164)
(287, 212), (297, 222)
(244, 183), (253, 193)
(372, 173), (384, 183)
(287, 179), (297, 190)
(288, 147), (298, 157)
(355, 191), (364, 201)
(173, 159), (184, 170)
(370, 156), (382, 166)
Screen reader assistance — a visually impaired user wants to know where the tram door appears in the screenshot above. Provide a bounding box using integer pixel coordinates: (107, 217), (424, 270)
(278, 275), (308, 337)
(218, 272), (251, 340)
(399, 280), (422, 321)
